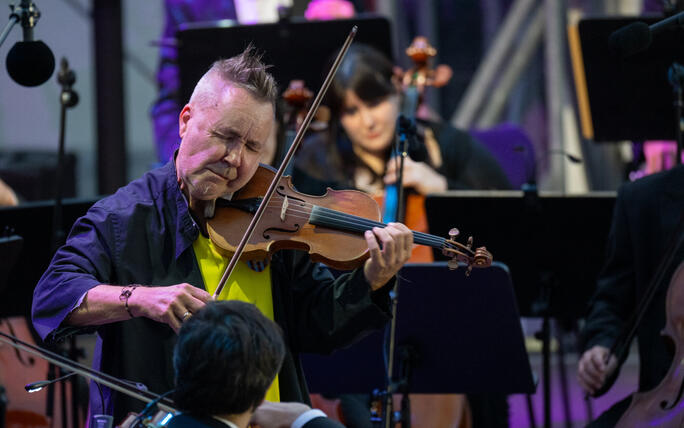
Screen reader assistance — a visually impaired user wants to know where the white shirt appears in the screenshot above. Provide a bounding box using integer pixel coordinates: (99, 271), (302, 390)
(291, 409), (328, 428)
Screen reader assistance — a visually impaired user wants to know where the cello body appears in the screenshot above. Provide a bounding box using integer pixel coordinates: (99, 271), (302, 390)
(616, 261), (684, 427)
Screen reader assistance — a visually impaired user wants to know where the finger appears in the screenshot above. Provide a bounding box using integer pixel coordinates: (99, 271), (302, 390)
(165, 312), (182, 333)
(577, 363), (599, 391)
(373, 226), (396, 262)
(577, 373), (595, 395)
(578, 369), (603, 392)
(365, 230), (382, 262)
(383, 225), (404, 264)
(579, 358), (605, 389)
(180, 295), (207, 314)
(583, 356), (605, 380)
(183, 283), (212, 302)
(393, 222), (413, 259)
(590, 349), (608, 371)
(576, 372), (592, 394)
(384, 170), (397, 185)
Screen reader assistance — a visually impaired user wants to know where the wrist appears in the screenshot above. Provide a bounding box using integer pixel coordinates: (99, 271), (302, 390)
(363, 260), (390, 291)
(119, 285), (139, 318)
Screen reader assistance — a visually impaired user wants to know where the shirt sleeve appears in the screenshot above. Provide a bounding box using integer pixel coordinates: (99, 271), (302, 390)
(31, 203), (118, 342)
(291, 409), (327, 428)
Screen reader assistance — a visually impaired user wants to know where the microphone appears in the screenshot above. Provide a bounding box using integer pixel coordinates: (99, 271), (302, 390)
(396, 115), (427, 162)
(5, 1), (55, 86)
(609, 10), (684, 57)
(25, 371), (76, 393)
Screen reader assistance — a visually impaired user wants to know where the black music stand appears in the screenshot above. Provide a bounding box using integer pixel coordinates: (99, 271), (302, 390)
(425, 191), (616, 428)
(301, 262), (535, 401)
(0, 199), (96, 318)
(177, 15), (393, 104)
(571, 16), (684, 142)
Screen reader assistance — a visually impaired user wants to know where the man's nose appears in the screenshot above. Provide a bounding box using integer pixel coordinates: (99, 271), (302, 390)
(224, 142), (243, 166)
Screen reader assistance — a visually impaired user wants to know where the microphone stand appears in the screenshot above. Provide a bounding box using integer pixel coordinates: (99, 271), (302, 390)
(0, 1), (36, 48)
(45, 57), (81, 428)
(381, 89), (419, 428)
(668, 63), (684, 166)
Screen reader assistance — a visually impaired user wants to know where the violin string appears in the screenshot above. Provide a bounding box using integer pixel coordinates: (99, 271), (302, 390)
(259, 199), (447, 247)
(257, 195), (450, 248)
(247, 195), (452, 250)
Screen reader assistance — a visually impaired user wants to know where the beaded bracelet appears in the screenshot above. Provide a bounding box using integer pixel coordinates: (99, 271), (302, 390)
(119, 285), (138, 318)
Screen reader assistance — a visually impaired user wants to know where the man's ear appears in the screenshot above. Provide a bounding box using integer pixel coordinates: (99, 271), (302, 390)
(179, 104), (192, 139)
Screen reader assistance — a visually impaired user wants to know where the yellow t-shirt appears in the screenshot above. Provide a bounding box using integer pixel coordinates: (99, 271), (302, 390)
(192, 234), (279, 402)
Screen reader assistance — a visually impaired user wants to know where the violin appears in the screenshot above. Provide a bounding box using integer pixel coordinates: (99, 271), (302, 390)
(207, 164), (492, 272)
(615, 261), (684, 427)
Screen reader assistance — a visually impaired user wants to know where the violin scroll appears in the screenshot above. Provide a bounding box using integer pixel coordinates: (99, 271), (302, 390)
(442, 228), (492, 275)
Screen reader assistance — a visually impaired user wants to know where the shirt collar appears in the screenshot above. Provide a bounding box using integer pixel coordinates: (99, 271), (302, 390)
(164, 159), (200, 259)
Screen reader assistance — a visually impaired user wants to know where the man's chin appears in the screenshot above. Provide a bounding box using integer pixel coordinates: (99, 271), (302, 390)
(188, 183), (229, 201)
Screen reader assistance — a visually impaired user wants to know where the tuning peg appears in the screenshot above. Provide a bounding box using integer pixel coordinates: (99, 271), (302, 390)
(467, 236), (473, 250)
(465, 264), (473, 277)
(448, 228), (459, 239)
(447, 259), (459, 270)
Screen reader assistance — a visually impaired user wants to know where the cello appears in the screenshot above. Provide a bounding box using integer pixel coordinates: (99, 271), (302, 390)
(614, 261), (684, 427)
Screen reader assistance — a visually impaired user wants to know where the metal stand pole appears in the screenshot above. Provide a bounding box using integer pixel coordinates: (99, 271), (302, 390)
(668, 63), (684, 166)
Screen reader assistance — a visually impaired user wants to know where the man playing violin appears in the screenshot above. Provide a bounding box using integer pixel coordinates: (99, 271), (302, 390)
(32, 47), (413, 424)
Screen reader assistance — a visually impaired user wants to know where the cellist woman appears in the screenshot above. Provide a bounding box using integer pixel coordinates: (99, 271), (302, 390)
(292, 43), (511, 204)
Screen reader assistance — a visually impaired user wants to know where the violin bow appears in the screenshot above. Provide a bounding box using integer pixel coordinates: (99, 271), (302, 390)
(212, 26), (358, 299)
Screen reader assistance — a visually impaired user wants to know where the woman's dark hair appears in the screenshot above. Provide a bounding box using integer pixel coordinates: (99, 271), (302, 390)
(327, 44), (397, 118)
(321, 44), (397, 182)
(173, 301), (285, 416)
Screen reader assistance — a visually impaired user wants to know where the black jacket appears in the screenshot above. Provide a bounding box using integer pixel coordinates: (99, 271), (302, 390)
(581, 165), (684, 394)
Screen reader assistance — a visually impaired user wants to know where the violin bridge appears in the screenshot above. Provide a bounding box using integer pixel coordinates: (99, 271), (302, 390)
(280, 195), (289, 222)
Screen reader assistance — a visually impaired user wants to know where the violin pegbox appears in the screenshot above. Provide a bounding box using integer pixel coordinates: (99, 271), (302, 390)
(442, 228), (493, 275)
